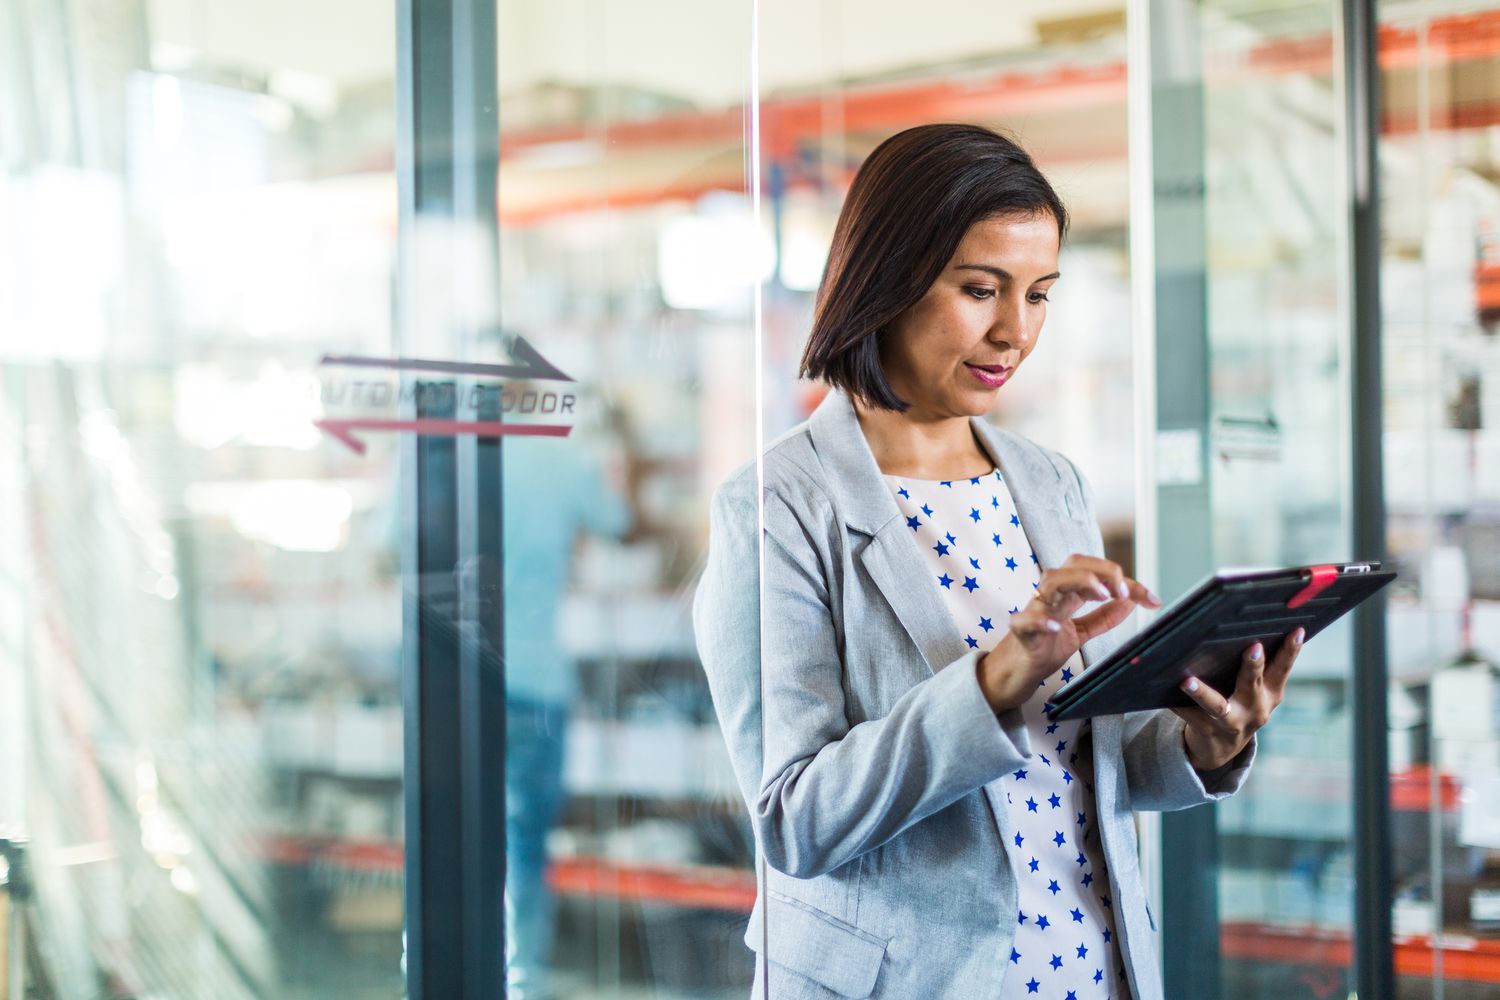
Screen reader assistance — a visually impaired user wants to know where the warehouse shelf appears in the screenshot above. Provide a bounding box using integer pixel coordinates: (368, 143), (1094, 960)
(488, 9), (1500, 223)
(1222, 920), (1500, 984)
(252, 832), (1500, 982)
(499, 10), (1500, 160)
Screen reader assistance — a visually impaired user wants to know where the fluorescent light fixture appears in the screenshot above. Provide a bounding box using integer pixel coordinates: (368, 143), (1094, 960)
(658, 201), (775, 311)
(186, 480), (354, 552)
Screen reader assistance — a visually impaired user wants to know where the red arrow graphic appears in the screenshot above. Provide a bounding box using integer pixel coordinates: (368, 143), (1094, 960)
(315, 418), (572, 455)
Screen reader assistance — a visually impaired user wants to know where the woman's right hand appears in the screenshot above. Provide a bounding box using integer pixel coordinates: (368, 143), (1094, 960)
(977, 554), (1162, 714)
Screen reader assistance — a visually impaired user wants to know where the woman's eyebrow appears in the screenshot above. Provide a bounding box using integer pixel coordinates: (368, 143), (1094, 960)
(955, 263), (1061, 282)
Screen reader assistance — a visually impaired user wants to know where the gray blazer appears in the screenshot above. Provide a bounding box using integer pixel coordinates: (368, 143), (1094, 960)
(692, 388), (1256, 1000)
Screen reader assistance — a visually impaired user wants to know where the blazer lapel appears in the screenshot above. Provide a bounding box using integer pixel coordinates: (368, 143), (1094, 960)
(859, 521), (971, 675)
(805, 389), (1119, 854)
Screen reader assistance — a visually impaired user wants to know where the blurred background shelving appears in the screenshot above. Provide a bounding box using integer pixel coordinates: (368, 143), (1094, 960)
(5, 1), (1500, 998)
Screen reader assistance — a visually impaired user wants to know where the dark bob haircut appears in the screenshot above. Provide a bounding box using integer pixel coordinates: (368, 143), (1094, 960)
(799, 123), (1069, 412)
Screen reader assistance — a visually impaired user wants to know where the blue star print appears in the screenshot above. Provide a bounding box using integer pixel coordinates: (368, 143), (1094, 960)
(880, 469), (1122, 993)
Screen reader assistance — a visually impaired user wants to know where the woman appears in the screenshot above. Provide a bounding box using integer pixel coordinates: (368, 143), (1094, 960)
(692, 124), (1303, 1000)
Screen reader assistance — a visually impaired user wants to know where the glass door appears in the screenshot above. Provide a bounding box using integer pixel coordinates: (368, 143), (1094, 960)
(494, 3), (758, 998)
(1136, 0), (1363, 995)
(1, 2), (405, 998)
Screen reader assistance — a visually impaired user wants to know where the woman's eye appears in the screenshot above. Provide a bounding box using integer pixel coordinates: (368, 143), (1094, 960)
(964, 286), (995, 300)
(1029, 292), (1051, 304)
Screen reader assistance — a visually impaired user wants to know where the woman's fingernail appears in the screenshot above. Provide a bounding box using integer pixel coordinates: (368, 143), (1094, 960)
(1146, 589), (1161, 604)
(1249, 643), (1264, 661)
(1293, 627), (1306, 644)
(1045, 619), (1061, 632)
(1117, 581), (1130, 599)
(1183, 678), (1199, 693)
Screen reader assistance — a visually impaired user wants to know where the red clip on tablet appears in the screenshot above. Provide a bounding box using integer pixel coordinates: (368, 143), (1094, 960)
(1286, 564), (1339, 609)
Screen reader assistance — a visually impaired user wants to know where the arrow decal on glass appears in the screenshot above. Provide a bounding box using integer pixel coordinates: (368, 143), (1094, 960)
(319, 336), (574, 382)
(314, 339), (576, 454)
(314, 418), (571, 456)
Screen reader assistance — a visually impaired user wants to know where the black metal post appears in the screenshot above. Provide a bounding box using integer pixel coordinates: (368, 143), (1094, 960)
(396, 0), (504, 994)
(1344, 0), (1394, 996)
(402, 386), (465, 1000)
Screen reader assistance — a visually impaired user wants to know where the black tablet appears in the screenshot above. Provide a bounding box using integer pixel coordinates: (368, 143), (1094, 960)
(1043, 561), (1396, 721)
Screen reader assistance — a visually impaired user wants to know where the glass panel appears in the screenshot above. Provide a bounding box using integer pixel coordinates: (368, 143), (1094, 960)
(746, 3), (1140, 997)
(495, 3), (757, 997)
(1378, 3), (1500, 996)
(1145, 0), (1359, 995)
(0, 2), (403, 998)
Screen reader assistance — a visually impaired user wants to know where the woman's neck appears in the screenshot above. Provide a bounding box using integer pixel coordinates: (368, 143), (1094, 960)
(853, 400), (994, 480)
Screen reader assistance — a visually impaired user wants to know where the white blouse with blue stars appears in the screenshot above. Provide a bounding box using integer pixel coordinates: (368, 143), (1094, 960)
(884, 468), (1128, 999)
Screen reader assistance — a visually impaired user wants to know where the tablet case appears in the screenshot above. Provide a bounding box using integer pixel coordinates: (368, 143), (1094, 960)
(1043, 562), (1396, 721)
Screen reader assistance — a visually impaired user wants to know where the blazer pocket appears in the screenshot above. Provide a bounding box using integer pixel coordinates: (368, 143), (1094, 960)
(750, 889), (888, 998)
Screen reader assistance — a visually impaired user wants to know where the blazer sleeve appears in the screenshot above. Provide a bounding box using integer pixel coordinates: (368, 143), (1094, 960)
(692, 473), (1034, 880)
(1060, 454), (1257, 811)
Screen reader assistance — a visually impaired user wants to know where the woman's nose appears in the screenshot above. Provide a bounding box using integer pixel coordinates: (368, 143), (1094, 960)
(988, 298), (1033, 347)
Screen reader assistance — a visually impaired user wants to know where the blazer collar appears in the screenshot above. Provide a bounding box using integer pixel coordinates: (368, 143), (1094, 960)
(807, 387), (1081, 677)
(806, 387), (1071, 538)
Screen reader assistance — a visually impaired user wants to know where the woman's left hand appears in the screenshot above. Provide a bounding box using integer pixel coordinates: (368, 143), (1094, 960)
(1173, 627), (1306, 772)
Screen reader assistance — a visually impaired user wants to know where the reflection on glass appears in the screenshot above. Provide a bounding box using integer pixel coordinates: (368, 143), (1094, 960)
(1, 1), (404, 998)
(1380, 5), (1500, 997)
(1177, 4), (1359, 996)
(503, 421), (633, 999)
(496, 3), (758, 997)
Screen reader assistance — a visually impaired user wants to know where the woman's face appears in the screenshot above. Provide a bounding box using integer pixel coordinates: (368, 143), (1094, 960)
(880, 212), (1060, 421)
